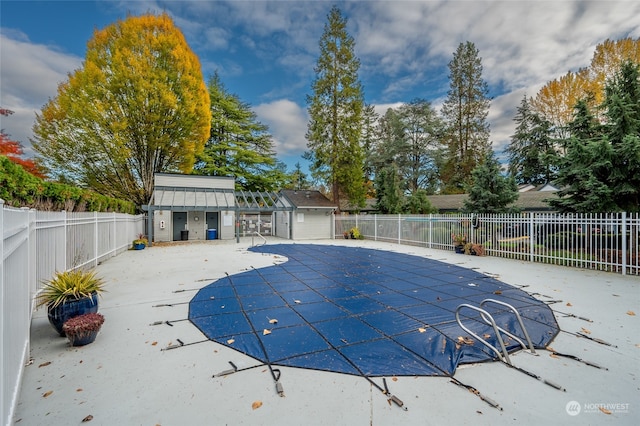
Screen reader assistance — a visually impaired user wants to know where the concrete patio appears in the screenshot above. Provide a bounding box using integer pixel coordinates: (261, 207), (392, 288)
(13, 238), (639, 425)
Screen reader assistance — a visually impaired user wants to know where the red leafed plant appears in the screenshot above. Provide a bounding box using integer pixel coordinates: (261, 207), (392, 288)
(62, 313), (105, 336)
(0, 108), (46, 178)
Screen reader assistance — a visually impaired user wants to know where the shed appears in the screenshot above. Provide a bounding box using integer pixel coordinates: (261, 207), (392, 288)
(142, 173), (295, 245)
(274, 190), (337, 240)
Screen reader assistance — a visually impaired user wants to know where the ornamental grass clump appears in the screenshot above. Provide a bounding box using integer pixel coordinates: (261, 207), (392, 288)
(37, 269), (106, 309)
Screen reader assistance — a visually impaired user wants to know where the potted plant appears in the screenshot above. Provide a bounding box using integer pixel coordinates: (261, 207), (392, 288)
(464, 243), (486, 256)
(132, 233), (148, 250)
(349, 227), (363, 239)
(63, 313), (105, 346)
(452, 233), (467, 253)
(37, 269), (106, 336)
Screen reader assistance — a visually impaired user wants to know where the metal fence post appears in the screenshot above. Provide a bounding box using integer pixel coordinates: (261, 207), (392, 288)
(529, 212), (534, 263)
(398, 214), (401, 245)
(622, 212), (627, 275)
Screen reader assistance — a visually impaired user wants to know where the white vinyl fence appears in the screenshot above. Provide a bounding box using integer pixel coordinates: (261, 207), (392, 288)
(1, 200), (144, 426)
(336, 212), (640, 276)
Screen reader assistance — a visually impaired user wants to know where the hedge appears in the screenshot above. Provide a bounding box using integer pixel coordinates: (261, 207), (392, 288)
(0, 155), (136, 214)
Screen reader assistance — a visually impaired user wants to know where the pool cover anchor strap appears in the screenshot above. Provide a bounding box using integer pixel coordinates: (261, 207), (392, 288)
(382, 378), (407, 411)
(449, 379), (502, 411)
(547, 351), (607, 370)
(225, 272), (286, 398)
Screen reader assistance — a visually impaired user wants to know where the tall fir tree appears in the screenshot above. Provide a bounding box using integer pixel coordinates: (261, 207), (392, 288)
(193, 73), (289, 191)
(506, 95), (558, 185)
(306, 6), (366, 210)
(441, 41), (491, 194)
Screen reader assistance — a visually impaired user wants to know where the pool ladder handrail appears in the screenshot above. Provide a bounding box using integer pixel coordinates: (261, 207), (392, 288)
(479, 299), (536, 355)
(455, 304), (512, 365)
(455, 299), (536, 366)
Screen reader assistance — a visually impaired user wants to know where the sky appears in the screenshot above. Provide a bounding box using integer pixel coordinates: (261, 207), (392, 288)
(1, 0), (640, 173)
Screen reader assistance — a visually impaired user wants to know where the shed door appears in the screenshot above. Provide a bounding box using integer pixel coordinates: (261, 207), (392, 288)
(173, 212), (187, 241)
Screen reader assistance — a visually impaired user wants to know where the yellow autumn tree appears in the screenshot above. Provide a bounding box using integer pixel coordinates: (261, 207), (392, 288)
(531, 37), (639, 135)
(33, 13), (211, 207)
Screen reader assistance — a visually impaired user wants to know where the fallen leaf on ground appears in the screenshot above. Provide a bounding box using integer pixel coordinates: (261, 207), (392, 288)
(263, 329), (271, 335)
(269, 318), (278, 324)
(635, 343), (640, 348)
(598, 406), (612, 415)
(550, 353), (559, 359)
(38, 362), (51, 368)
(82, 415), (93, 422)
(392, 377), (398, 382)
(493, 290), (502, 295)
(627, 311), (636, 316)
(252, 401), (263, 410)
(151, 341), (158, 346)
(227, 339), (235, 344)
(483, 334), (491, 339)
(76, 388), (83, 392)
(42, 391), (53, 398)
(581, 327), (591, 334)
(418, 327), (426, 333)
(294, 300), (301, 304)
(566, 302), (572, 307)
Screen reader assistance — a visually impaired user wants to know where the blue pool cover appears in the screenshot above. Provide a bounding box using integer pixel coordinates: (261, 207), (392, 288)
(189, 244), (559, 377)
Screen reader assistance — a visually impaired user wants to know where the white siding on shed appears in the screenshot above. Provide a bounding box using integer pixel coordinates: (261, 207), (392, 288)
(292, 210), (331, 239)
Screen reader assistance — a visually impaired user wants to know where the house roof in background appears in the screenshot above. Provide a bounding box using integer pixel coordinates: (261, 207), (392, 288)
(340, 192), (559, 213)
(280, 190), (336, 209)
(427, 191), (559, 212)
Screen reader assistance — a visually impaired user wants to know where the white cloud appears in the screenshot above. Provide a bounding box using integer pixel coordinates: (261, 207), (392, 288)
(253, 99), (309, 157)
(0, 30), (82, 154)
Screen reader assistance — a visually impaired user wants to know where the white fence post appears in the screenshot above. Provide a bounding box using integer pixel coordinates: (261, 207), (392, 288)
(0, 198), (4, 426)
(372, 215), (377, 242)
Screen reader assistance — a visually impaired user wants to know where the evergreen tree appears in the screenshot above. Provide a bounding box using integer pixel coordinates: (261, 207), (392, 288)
(194, 73), (288, 191)
(306, 6), (366, 210)
(506, 95), (558, 184)
(551, 62), (640, 213)
(463, 150), (519, 213)
(602, 61), (640, 211)
(404, 189), (438, 214)
(288, 162), (311, 190)
(374, 165), (404, 214)
(441, 41), (491, 194)
(550, 100), (615, 212)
